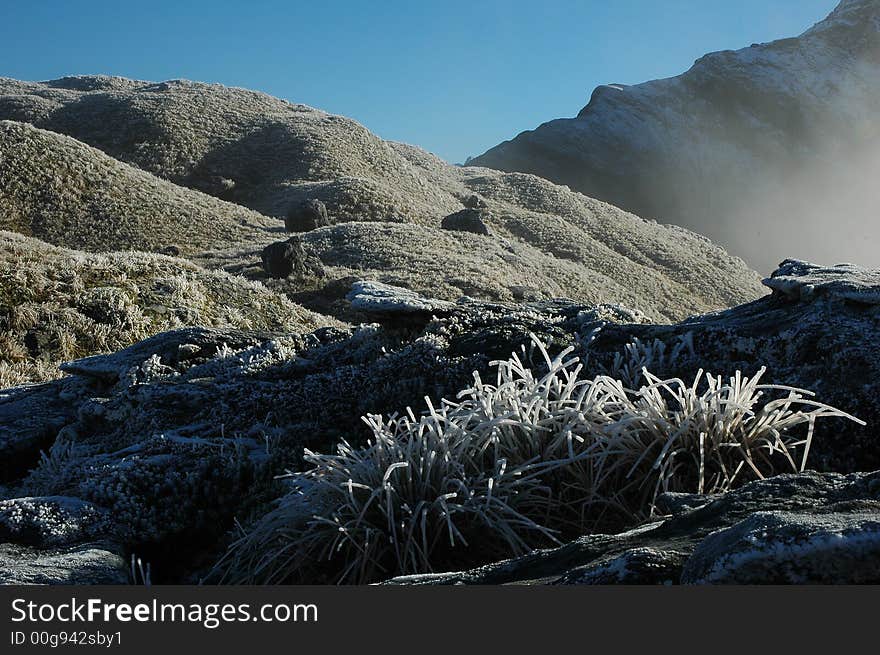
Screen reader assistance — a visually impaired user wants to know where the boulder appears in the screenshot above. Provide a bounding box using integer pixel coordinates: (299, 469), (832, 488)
(284, 199), (330, 233)
(441, 208), (490, 235)
(261, 237), (325, 279)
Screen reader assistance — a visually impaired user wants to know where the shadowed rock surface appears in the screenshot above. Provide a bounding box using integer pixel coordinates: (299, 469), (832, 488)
(0, 258), (877, 583)
(284, 199), (331, 233)
(260, 237), (325, 279)
(441, 208), (491, 235)
(386, 471), (880, 585)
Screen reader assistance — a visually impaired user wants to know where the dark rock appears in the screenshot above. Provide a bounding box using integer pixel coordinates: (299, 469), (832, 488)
(0, 382), (81, 483)
(261, 240), (299, 279)
(284, 199), (330, 233)
(0, 543), (128, 584)
(261, 237), (325, 279)
(441, 208), (490, 235)
(159, 245), (181, 256)
(681, 509), (880, 584)
(555, 546), (689, 585)
(385, 471), (880, 585)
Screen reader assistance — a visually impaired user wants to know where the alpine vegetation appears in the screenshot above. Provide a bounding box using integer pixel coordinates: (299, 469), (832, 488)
(219, 336), (863, 584)
(0, 231), (338, 386)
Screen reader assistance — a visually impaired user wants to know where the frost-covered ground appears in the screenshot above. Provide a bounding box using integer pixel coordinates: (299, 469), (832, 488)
(1, 261), (879, 584)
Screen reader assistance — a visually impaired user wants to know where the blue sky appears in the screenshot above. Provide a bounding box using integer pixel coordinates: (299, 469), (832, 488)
(1, 0), (837, 163)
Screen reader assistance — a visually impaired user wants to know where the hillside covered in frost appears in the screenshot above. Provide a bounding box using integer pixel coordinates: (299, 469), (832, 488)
(0, 74), (763, 328)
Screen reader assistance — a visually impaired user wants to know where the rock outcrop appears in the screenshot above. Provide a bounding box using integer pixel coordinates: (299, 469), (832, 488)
(441, 208), (491, 235)
(260, 237), (325, 279)
(0, 258), (877, 583)
(284, 199), (331, 233)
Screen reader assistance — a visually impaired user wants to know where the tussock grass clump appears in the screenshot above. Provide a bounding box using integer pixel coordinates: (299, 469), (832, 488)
(221, 426), (558, 584)
(220, 336), (863, 584)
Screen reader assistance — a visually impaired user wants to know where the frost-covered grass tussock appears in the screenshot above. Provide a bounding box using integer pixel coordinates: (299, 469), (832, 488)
(219, 335), (862, 583)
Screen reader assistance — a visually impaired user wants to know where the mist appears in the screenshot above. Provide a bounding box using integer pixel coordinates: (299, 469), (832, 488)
(639, 47), (880, 276)
(703, 134), (880, 275)
(672, 12), (880, 275)
(470, 0), (880, 277)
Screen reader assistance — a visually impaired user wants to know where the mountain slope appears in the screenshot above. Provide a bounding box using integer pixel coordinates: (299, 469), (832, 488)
(0, 76), (765, 320)
(0, 76), (461, 223)
(0, 121), (277, 253)
(470, 0), (880, 271)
